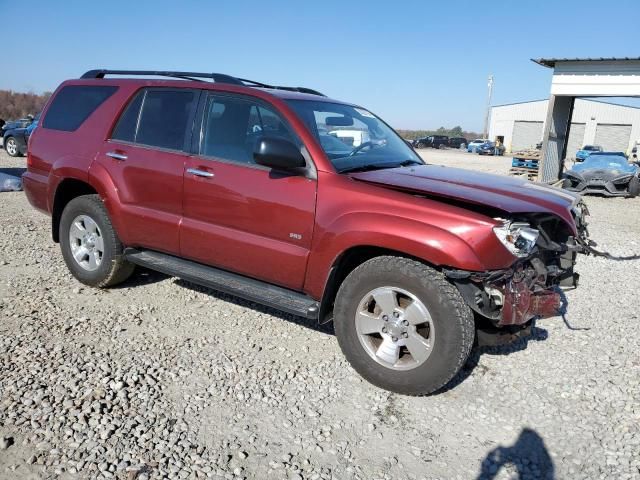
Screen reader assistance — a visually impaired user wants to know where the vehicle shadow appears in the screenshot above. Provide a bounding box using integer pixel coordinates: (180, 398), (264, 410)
(438, 321), (549, 394)
(112, 266), (170, 289)
(173, 278), (335, 335)
(112, 267), (335, 334)
(476, 427), (555, 479)
(0, 167), (26, 177)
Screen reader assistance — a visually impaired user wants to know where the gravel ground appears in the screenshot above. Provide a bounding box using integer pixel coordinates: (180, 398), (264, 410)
(1, 148), (639, 480)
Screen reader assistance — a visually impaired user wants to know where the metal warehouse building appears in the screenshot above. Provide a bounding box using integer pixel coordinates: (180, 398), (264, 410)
(489, 98), (640, 156)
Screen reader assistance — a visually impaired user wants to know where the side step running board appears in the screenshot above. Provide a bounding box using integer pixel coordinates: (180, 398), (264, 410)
(124, 248), (319, 319)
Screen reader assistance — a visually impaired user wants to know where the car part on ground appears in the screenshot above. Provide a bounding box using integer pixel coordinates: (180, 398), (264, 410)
(23, 69), (594, 395)
(0, 172), (22, 191)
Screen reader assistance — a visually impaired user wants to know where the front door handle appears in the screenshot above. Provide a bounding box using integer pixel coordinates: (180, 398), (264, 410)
(187, 168), (214, 178)
(106, 151), (128, 161)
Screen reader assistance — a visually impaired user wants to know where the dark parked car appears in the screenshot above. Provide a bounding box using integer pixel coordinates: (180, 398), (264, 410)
(414, 135), (448, 149)
(448, 137), (467, 148)
(3, 115), (39, 157)
(563, 153), (639, 197)
(477, 141), (505, 156)
(23, 69), (591, 395)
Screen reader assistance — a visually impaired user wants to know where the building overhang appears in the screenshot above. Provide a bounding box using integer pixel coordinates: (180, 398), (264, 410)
(532, 57), (640, 97)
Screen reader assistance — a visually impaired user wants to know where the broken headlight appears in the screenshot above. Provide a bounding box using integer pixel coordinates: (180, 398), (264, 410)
(493, 221), (540, 258)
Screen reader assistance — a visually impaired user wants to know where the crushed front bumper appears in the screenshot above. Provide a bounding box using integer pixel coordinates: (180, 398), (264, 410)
(445, 258), (570, 327)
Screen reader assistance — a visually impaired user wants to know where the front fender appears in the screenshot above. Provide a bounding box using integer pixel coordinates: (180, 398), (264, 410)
(303, 211), (511, 300)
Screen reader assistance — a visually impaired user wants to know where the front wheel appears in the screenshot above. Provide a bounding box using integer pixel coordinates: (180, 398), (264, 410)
(334, 256), (474, 395)
(4, 137), (21, 157)
(59, 194), (135, 287)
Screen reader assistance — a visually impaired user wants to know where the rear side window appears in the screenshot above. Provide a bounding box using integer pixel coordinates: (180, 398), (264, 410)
(111, 89), (195, 151)
(111, 92), (144, 143)
(43, 85), (118, 132)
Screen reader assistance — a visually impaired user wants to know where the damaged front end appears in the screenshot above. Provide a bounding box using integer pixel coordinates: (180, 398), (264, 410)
(445, 201), (591, 329)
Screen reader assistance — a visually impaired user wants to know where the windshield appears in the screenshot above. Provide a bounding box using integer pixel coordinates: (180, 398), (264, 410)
(574, 155), (637, 173)
(583, 145), (601, 151)
(286, 100), (423, 172)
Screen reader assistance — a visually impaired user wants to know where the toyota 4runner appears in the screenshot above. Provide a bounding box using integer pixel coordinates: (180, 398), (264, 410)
(23, 70), (590, 395)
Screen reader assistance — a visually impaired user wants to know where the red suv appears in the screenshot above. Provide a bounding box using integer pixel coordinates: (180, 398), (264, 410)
(23, 70), (589, 395)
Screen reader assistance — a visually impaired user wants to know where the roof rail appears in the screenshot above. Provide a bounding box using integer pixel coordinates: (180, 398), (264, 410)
(81, 69), (244, 84)
(80, 70), (326, 96)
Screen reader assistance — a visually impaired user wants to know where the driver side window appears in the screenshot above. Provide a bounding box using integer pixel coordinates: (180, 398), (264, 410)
(200, 95), (299, 165)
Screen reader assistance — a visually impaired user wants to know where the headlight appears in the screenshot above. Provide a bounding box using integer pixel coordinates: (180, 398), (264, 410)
(493, 221), (540, 258)
(612, 174), (633, 184)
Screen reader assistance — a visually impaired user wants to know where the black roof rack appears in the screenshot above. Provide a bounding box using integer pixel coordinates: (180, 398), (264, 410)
(80, 69), (326, 96)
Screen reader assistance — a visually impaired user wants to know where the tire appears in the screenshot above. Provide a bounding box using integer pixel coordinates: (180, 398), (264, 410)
(59, 194), (135, 287)
(416, 142), (425, 149)
(333, 256), (474, 395)
(629, 176), (640, 197)
(4, 137), (21, 157)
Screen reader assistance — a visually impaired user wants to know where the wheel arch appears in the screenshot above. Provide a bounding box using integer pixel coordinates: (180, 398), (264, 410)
(318, 245), (437, 324)
(51, 179), (98, 242)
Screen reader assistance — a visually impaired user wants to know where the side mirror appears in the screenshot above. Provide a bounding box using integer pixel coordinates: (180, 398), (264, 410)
(253, 136), (306, 171)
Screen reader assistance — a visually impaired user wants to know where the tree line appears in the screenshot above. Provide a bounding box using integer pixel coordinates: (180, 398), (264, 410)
(0, 90), (52, 122)
(396, 126), (482, 141)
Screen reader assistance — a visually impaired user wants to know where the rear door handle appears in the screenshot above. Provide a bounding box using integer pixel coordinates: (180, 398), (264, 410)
(106, 151), (128, 161)
(187, 168), (214, 178)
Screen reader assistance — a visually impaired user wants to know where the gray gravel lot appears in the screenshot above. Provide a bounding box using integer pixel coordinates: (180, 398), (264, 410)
(1, 148), (639, 480)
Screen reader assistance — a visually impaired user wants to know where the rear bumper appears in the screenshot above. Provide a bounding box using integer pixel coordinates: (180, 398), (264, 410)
(22, 171), (50, 215)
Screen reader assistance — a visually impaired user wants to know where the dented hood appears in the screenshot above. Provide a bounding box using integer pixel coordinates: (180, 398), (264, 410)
(349, 165), (579, 229)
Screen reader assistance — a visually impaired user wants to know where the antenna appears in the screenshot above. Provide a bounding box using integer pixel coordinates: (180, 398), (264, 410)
(483, 75), (494, 140)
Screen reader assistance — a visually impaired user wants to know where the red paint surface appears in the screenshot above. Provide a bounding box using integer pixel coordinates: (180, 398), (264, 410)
(23, 77), (579, 305)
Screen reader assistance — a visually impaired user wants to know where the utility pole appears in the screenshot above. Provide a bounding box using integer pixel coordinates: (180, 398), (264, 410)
(483, 75), (494, 140)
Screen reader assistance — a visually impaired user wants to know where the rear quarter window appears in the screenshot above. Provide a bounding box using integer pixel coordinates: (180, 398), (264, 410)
(42, 85), (118, 132)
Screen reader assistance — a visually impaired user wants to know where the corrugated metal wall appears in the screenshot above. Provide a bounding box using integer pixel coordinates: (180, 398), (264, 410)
(594, 124), (632, 151)
(511, 121), (543, 151)
(566, 123), (586, 158)
(489, 98), (640, 154)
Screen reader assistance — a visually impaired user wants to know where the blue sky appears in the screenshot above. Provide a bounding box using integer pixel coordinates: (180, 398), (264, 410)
(1, 0), (638, 131)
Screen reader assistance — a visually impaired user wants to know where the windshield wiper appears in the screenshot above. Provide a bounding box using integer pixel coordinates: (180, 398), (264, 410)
(339, 159), (424, 174)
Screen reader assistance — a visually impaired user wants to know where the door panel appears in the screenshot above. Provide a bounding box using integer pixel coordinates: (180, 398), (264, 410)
(180, 91), (316, 290)
(95, 87), (198, 255)
(96, 142), (186, 254)
(181, 159), (316, 290)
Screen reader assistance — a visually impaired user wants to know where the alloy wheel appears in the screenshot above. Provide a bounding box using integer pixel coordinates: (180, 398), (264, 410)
(68, 215), (104, 271)
(354, 286), (435, 371)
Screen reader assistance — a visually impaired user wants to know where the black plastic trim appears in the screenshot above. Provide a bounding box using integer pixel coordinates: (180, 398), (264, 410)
(124, 248), (319, 319)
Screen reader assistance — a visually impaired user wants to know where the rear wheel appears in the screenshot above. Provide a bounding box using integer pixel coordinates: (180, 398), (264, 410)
(334, 256), (474, 395)
(629, 176), (640, 197)
(59, 195), (135, 287)
(4, 137), (21, 157)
